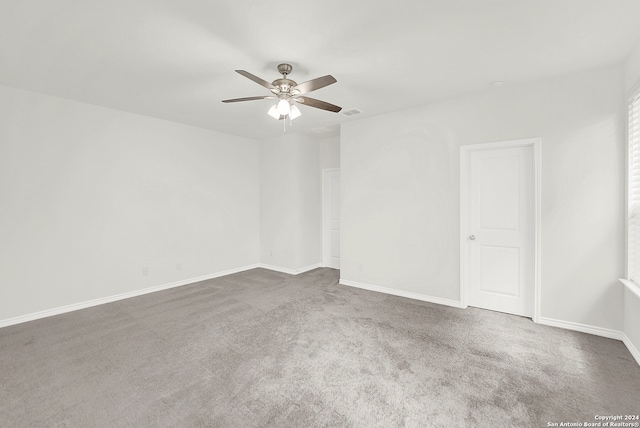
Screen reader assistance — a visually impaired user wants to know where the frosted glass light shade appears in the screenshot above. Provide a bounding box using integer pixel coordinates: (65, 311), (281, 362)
(267, 104), (280, 119)
(277, 99), (291, 115)
(289, 104), (302, 120)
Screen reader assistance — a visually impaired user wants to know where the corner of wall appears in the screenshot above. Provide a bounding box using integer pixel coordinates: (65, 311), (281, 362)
(625, 40), (640, 93)
(258, 133), (323, 272)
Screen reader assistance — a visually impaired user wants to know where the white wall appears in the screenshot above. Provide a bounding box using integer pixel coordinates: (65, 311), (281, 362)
(0, 85), (260, 322)
(625, 42), (640, 93)
(624, 41), (640, 359)
(260, 133), (321, 272)
(341, 65), (625, 331)
(319, 136), (340, 169)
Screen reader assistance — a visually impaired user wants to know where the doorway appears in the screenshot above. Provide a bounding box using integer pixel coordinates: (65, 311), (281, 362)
(460, 139), (541, 319)
(322, 168), (340, 269)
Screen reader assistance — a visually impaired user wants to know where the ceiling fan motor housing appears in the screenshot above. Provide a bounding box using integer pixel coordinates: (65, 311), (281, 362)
(277, 63), (293, 76)
(273, 64), (296, 94)
(272, 78), (297, 93)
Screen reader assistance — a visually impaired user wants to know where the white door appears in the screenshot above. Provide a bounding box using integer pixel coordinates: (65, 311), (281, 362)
(322, 169), (340, 269)
(462, 143), (535, 317)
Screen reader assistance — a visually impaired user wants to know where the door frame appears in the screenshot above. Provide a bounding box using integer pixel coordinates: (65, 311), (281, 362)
(459, 138), (541, 322)
(322, 168), (340, 268)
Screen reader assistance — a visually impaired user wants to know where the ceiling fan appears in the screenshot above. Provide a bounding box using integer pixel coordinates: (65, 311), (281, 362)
(222, 63), (342, 121)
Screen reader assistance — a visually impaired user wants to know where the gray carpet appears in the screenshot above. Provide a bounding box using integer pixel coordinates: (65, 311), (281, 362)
(1, 268), (638, 427)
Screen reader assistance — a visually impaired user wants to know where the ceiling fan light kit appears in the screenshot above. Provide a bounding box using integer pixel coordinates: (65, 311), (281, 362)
(222, 63), (341, 129)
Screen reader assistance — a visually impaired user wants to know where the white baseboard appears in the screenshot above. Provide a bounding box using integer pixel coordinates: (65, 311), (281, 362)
(0, 262), (325, 329)
(0, 263), (261, 329)
(339, 280), (639, 366)
(339, 278), (464, 309)
(536, 316), (624, 341)
(623, 334), (640, 366)
(258, 263), (322, 276)
(3, 265), (639, 368)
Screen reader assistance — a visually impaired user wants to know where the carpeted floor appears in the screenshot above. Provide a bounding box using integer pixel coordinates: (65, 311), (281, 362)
(1, 267), (638, 427)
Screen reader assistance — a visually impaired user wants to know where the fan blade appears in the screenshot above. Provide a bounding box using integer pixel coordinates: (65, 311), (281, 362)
(292, 75), (337, 95)
(222, 96), (274, 103)
(235, 70), (276, 90)
(295, 96), (342, 112)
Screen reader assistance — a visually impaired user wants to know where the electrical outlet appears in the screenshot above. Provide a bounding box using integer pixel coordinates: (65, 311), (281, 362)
(176, 263), (181, 271)
(143, 267), (149, 276)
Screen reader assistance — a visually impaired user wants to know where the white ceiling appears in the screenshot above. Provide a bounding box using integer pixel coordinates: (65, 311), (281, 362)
(1, 0), (639, 140)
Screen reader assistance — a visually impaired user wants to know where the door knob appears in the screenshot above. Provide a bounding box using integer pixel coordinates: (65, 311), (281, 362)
(469, 235), (476, 240)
